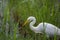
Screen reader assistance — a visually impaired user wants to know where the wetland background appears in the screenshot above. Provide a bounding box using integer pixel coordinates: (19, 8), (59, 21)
(0, 0), (60, 40)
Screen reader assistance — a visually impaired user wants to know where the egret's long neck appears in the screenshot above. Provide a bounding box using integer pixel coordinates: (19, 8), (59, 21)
(29, 18), (37, 31)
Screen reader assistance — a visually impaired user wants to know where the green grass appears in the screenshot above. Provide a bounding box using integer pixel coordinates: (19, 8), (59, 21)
(1, 0), (60, 40)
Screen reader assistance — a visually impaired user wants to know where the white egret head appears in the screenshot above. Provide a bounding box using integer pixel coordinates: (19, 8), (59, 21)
(22, 16), (35, 26)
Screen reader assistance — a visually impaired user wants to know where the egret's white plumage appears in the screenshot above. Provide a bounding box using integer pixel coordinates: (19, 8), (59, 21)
(23, 16), (60, 37)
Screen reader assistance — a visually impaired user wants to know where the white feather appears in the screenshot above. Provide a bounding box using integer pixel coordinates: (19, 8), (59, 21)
(27, 16), (60, 37)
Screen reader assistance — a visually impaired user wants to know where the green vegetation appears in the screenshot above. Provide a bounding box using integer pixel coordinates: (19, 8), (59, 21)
(0, 0), (60, 40)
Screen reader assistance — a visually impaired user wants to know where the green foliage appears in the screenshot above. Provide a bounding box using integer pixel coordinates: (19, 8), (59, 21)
(1, 0), (60, 40)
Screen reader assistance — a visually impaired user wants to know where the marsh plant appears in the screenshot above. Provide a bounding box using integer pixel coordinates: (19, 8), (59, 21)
(0, 0), (60, 40)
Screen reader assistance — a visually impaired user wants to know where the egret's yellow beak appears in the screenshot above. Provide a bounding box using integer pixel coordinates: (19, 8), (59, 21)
(22, 20), (29, 26)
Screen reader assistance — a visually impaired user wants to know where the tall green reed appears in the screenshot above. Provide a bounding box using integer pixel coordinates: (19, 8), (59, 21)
(2, 0), (60, 40)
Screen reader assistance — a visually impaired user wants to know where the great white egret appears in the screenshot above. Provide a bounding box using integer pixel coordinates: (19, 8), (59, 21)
(22, 16), (60, 38)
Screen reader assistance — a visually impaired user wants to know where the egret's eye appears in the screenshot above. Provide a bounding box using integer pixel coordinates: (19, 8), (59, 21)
(27, 19), (31, 22)
(27, 16), (35, 22)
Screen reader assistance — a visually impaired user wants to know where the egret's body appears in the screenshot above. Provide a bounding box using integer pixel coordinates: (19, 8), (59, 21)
(23, 16), (60, 37)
